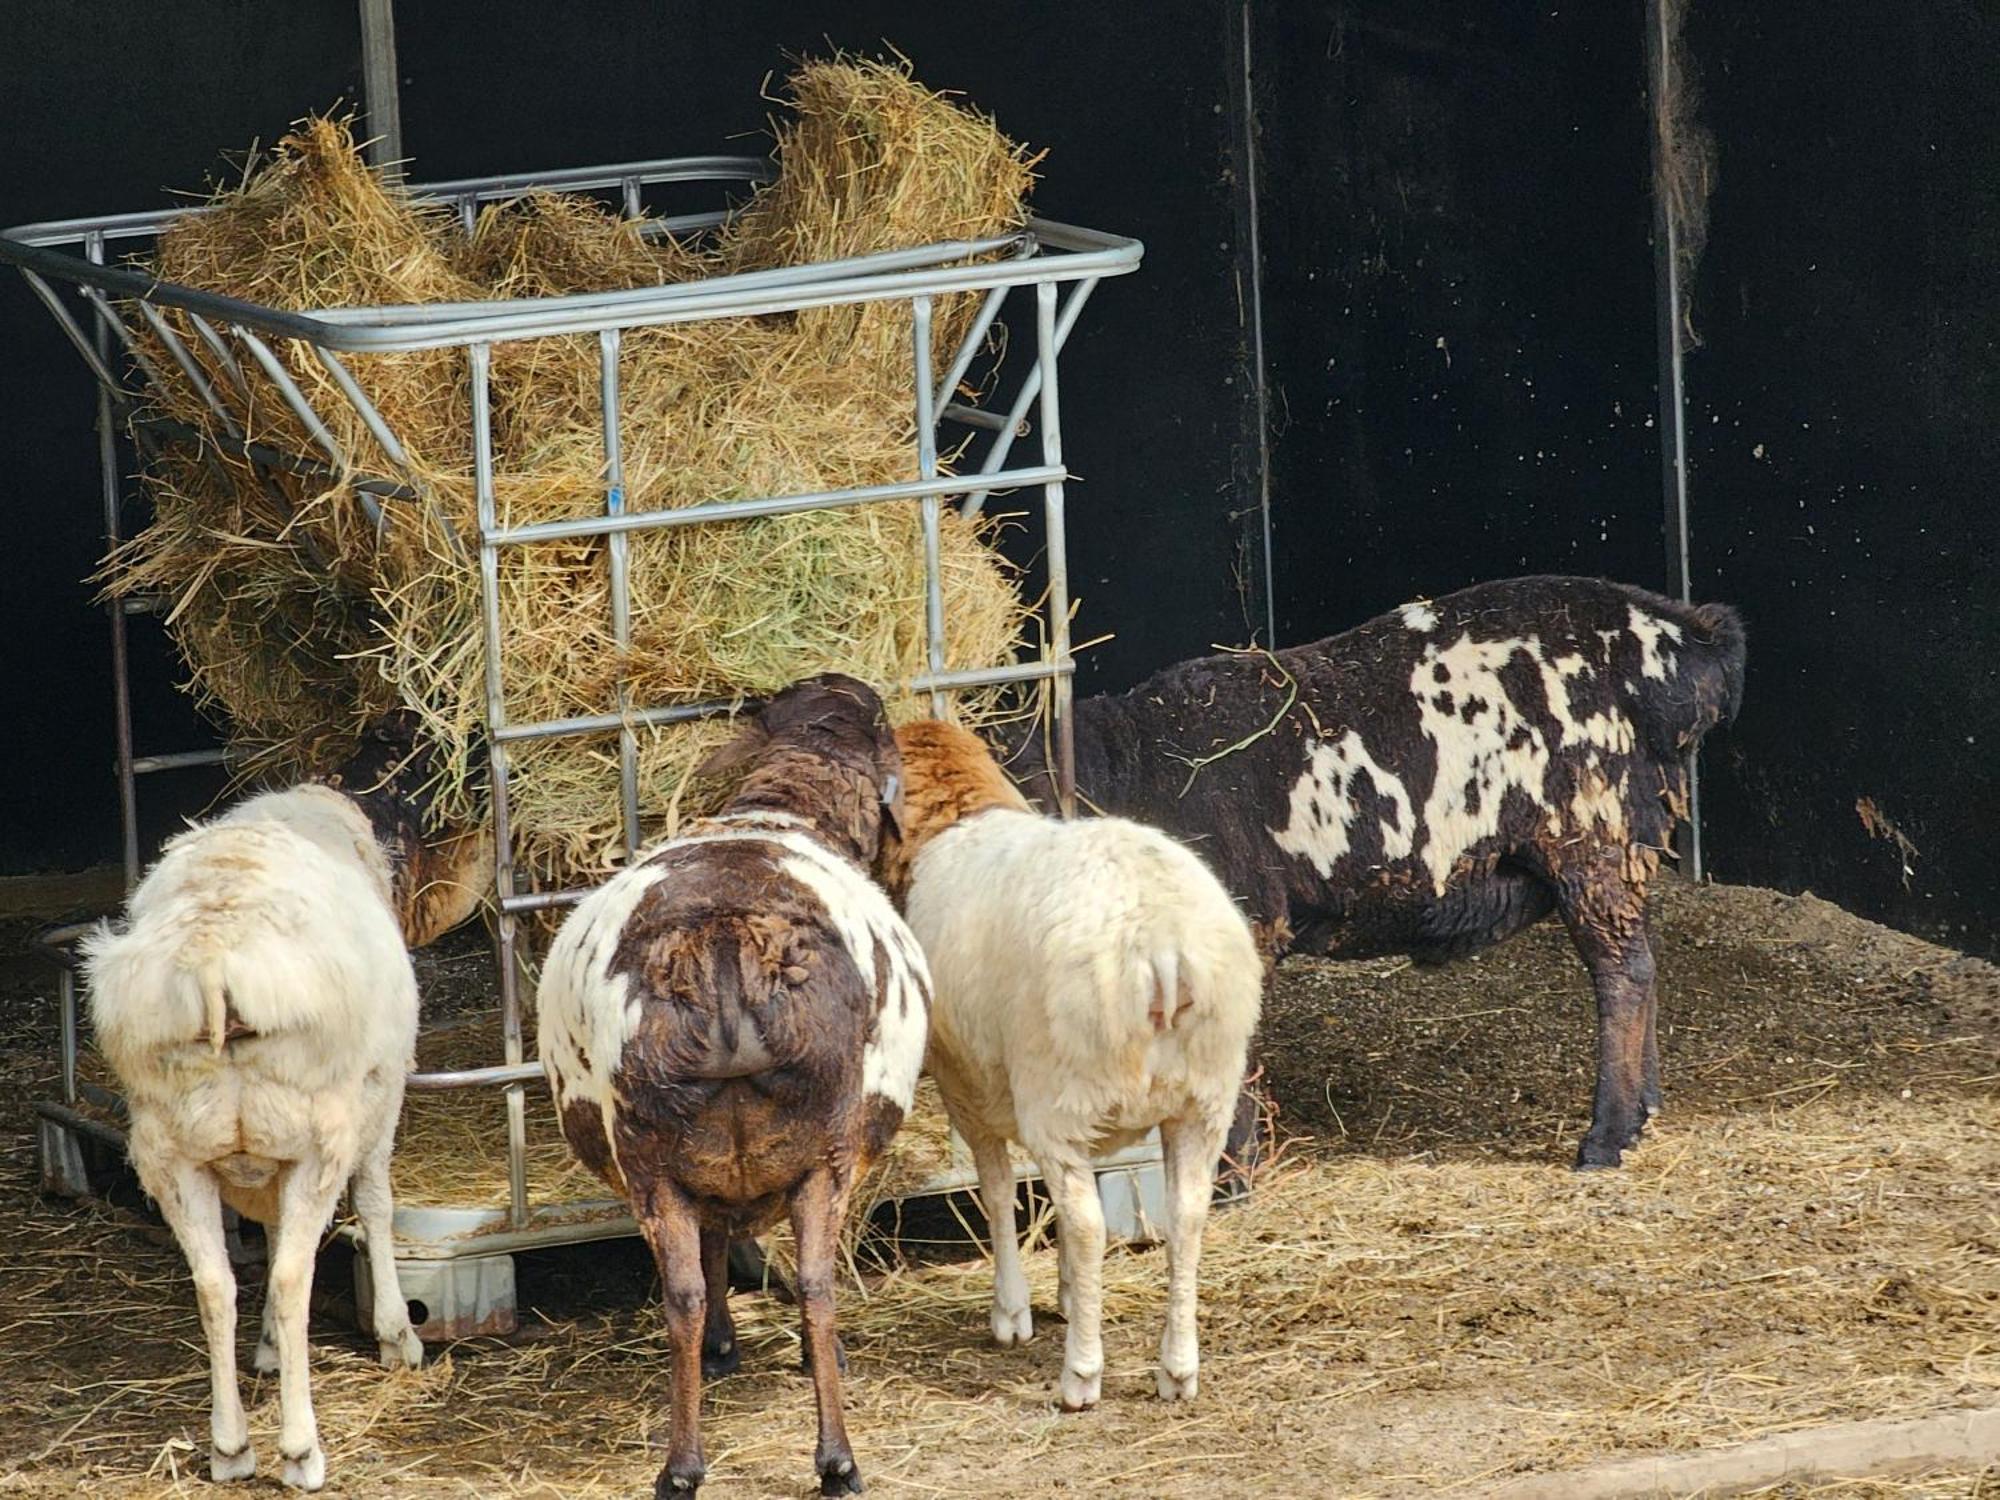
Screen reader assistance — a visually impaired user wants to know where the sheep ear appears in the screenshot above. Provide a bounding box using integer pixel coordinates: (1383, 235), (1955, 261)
(696, 718), (770, 778)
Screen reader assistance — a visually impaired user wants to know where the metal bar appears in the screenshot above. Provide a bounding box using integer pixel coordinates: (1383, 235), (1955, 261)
(77, 1080), (126, 1117)
(493, 698), (742, 745)
(186, 314), (251, 396)
(85, 235), (141, 887)
(0, 157), (769, 250)
(359, 0), (405, 177)
(32, 921), (97, 964)
(78, 289), (180, 406)
(490, 465), (1063, 548)
(131, 301), (242, 438)
(621, 176), (643, 221)
(600, 329), (641, 860)
(929, 237), (1038, 418)
(941, 403), (1015, 433)
(960, 277), (1100, 518)
(314, 233), (1029, 329)
(407, 154), (770, 204)
(134, 416), (420, 502)
(1035, 280), (1077, 819)
(311, 347), (413, 470)
(405, 1061), (546, 1092)
(2, 216), (1139, 355)
(232, 328), (347, 469)
(36, 1101), (127, 1153)
(912, 297), (948, 716)
(204, 232), (1018, 341)
(459, 195), (477, 238)
(501, 888), (594, 916)
(20, 269), (124, 395)
(1228, 0), (1277, 649)
(910, 659), (1072, 693)
(306, 239), (1127, 352)
(1646, 0), (1702, 880)
(468, 341), (530, 1229)
(506, 944), (531, 1227)
(490, 659), (1073, 749)
(130, 748), (229, 774)
(58, 968), (77, 1106)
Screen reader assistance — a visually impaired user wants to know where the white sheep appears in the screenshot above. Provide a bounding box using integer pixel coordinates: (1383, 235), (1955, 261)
(82, 766), (435, 1491)
(885, 720), (1262, 1411)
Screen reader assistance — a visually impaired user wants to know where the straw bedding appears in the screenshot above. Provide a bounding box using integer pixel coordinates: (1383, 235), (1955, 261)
(5, 880), (1994, 1496)
(101, 58), (1038, 893)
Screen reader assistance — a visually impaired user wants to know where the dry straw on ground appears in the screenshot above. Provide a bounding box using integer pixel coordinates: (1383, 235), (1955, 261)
(6, 882), (1997, 1496)
(102, 57), (1038, 894)
(4, 1093), (1995, 1498)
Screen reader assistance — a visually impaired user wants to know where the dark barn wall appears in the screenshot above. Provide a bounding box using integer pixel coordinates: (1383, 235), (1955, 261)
(1680, 5), (2000, 954)
(1252, 1), (1665, 641)
(0, 2), (365, 875)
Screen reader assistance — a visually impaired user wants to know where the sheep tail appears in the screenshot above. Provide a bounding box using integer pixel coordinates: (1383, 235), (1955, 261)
(1144, 945), (1194, 1034)
(196, 959), (230, 1056)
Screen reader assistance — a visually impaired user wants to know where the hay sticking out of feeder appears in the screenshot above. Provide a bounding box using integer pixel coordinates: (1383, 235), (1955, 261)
(102, 57), (1039, 894)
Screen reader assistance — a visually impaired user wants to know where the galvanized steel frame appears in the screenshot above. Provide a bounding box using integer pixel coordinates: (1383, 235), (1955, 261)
(6, 154), (1141, 1240)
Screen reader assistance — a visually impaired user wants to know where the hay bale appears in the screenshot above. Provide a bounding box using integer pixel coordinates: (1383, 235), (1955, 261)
(103, 58), (1038, 893)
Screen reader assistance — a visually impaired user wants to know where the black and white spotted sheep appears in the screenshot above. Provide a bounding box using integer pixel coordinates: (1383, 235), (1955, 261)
(1000, 575), (1747, 1168)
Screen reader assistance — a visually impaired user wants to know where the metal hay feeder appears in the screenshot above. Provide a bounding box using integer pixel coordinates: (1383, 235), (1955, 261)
(5, 152), (1168, 1338)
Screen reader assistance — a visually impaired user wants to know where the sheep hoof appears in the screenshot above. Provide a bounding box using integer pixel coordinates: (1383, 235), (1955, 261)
(210, 1443), (256, 1483)
(1574, 1134), (1626, 1171)
(380, 1326), (424, 1370)
(701, 1337), (741, 1378)
(279, 1445), (325, 1491)
(1058, 1369), (1101, 1412)
(1156, 1365), (1199, 1402)
(817, 1456), (864, 1495)
(252, 1337), (280, 1375)
(990, 1304), (1033, 1347)
(655, 1459), (706, 1496)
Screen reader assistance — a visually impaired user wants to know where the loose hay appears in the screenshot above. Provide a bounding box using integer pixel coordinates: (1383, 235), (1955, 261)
(101, 57), (1039, 894)
(5, 1096), (1995, 1497)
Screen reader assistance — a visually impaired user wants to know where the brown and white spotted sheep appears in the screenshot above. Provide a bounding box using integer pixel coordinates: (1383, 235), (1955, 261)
(539, 674), (929, 1497)
(1000, 575), (1746, 1169)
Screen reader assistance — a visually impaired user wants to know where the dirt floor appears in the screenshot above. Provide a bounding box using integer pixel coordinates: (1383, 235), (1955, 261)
(0, 876), (1994, 1498)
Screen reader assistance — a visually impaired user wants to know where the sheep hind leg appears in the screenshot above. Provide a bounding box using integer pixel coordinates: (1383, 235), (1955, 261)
(791, 1168), (862, 1495)
(254, 1268), (281, 1375)
(150, 1158), (255, 1482)
(1156, 1109), (1227, 1402)
(970, 1132), (1031, 1347)
(1041, 1156), (1105, 1412)
(269, 1160), (347, 1491)
(699, 1229), (739, 1377)
(637, 1180), (707, 1496)
(351, 1130), (423, 1370)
